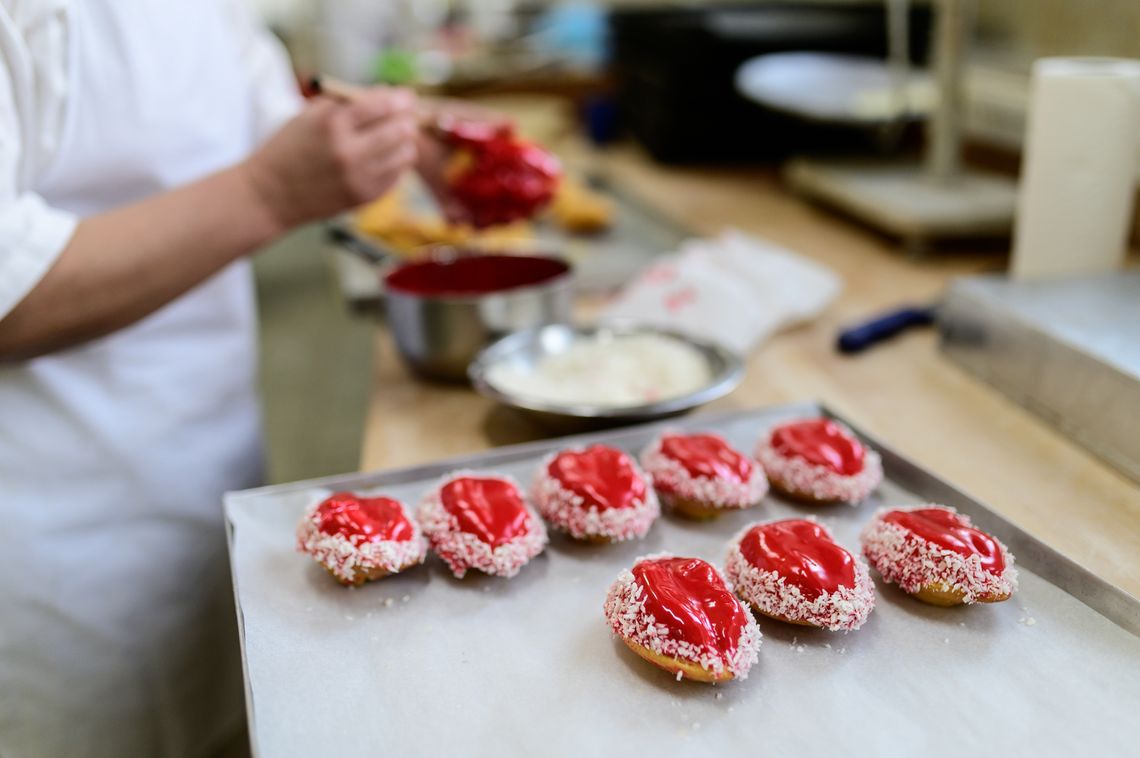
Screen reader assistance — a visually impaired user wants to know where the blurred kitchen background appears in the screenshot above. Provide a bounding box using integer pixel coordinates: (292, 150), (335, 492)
(246, 0), (1140, 484)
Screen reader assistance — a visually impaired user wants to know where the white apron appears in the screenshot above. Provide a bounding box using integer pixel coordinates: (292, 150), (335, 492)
(0, 3), (264, 756)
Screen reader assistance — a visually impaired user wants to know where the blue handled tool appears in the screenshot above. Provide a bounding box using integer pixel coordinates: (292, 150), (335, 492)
(837, 305), (938, 354)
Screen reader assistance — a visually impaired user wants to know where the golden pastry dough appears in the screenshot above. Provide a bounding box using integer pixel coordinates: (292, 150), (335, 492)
(767, 475), (843, 505)
(620, 638), (735, 683)
(354, 184), (534, 256)
(325, 556), (421, 588)
(913, 583), (1011, 607)
(549, 177), (614, 234)
(662, 494), (727, 521)
(739, 596), (819, 627)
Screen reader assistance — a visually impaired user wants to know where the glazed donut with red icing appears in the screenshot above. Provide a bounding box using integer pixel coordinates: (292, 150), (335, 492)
(725, 519), (874, 631)
(640, 433), (768, 520)
(604, 555), (762, 682)
(417, 471), (548, 578)
(861, 504), (1018, 606)
(755, 418), (882, 505)
(296, 491), (428, 586)
(532, 445), (659, 543)
(441, 120), (561, 228)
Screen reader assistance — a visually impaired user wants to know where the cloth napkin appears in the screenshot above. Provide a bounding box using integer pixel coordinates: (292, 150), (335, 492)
(599, 229), (842, 354)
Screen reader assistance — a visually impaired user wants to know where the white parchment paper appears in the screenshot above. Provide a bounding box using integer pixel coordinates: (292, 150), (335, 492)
(227, 412), (1140, 758)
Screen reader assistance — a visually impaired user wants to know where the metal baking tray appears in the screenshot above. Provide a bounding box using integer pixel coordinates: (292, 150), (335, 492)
(326, 174), (692, 305)
(224, 402), (1140, 758)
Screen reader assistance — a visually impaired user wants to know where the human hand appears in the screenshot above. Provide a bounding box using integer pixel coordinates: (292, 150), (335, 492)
(242, 87), (419, 232)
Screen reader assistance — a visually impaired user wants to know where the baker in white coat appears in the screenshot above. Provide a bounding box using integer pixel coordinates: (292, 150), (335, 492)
(0, 1), (439, 755)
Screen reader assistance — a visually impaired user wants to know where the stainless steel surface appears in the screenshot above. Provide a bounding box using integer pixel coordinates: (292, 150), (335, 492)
(925, 0), (969, 181)
(785, 159), (1016, 252)
(886, 0), (913, 129)
(468, 324), (744, 431)
(385, 257), (574, 382)
(780, 2), (1019, 250)
(735, 53), (932, 125)
(940, 271), (1140, 483)
(226, 402), (1140, 758)
(327, 174), (692, 303)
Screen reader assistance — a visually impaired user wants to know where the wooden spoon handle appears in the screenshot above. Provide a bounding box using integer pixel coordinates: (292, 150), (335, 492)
(309, 74), (444, 134)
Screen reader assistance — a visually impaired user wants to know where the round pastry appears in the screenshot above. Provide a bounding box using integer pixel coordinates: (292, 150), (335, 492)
(754, 418), (882, 504)
(532, 445), (659, 543)
(296, 491), (428, 586)
(639, 433), (768, 520)
(417, 471), (548, 578)
(860, 505), (1018, 606)
(441, 121), (561, 228)
(725, 519), (874, 631)
(604, 555), (762, 682)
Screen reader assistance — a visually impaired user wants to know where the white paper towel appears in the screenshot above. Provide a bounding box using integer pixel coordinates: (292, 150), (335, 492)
(598, 229), (842, 354)
(1011, 57), (1140, 280)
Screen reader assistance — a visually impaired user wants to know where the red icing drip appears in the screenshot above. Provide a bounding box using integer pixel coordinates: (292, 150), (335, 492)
(548, 445), (646, 511)
(884, 508), (1006, 575)
(384, 255), (569, 297)
(632, 557), (749, 656)
(316, 493), (415, 544)
(440, 477), (531, 548)
(443, 122), (561, 228)
(770, 419), (865, 476)
(660, 433), (753, 483)
(739, 519), (857, 599)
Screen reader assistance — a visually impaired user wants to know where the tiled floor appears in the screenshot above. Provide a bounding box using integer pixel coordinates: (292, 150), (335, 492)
(252, 224), (376, 484)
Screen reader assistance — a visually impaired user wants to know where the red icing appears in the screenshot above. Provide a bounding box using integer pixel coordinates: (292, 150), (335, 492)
(632, 557), (749, 655)
(385, 255), (569, 297)
(660, 433), (753, 483)
(440, 477), (531, 548)
(443, 122), (561, 228)
(548, 446), (646, 511)
(770, 419), (865, 476)
(884, 508), (1006, 575)
(739, 519), (857, 599)
(316, 493), (415, 544)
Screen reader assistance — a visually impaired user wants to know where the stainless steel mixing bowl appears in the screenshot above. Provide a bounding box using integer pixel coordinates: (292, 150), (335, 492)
(468, 324), (744, 431)
(384, 254), (574, 382)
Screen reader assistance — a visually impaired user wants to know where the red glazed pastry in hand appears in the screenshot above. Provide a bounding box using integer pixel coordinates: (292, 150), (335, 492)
(296, 491), (427, 586)
(860, 504), (1018, 606)
(604, 555), (762, 682)
(725, 519), (874, 631)
(441, 121), (561, 228)
(417, 471), (548, 578)
(640, 433), (768, 520)
(532, 445), (660, 542)
(755, 418), (882, 504)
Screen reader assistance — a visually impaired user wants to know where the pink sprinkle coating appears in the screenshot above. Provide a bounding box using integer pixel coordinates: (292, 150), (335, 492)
(603, 553), (762, 680)
(531, 448), (660, 542)
(640, 434), (768, 511)
(417, 470), (548, 579)
(860, 505), (1019, 603)
(755, 423), (882, 504)
(296, 492), (428, 584)
(724, 520), (875, 631)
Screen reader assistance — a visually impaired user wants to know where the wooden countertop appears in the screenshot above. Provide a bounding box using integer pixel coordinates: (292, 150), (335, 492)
(360, 100), (1140, 598)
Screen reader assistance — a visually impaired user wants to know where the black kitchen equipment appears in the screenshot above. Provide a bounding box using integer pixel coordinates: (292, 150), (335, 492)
(609, 2), (932, 164)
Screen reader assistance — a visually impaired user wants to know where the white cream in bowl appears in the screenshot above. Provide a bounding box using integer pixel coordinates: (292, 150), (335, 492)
(486, 333), (713, 407)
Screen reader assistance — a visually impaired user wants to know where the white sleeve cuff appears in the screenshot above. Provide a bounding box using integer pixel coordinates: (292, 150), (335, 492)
(0, 192), (78, 319)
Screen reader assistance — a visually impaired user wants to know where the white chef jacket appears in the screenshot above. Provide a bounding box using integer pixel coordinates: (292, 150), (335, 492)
(0, 2), (300, 756)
